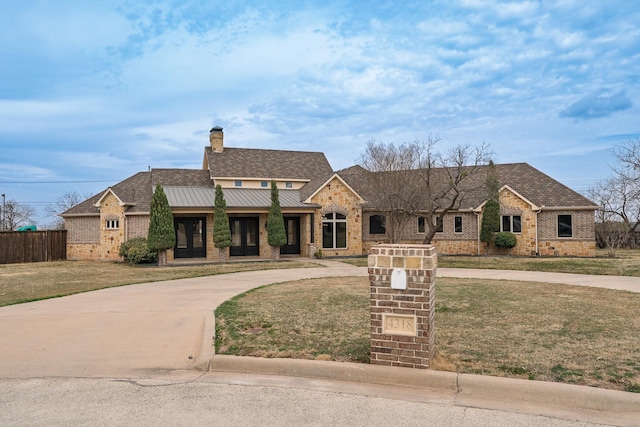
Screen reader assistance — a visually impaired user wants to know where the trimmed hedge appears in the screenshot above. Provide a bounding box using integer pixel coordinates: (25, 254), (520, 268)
(494, 232), (517, 249)
(119, 237), (157, 264)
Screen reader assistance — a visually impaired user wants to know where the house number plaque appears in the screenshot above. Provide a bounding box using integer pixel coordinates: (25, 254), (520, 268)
(382, 314), (417, 336)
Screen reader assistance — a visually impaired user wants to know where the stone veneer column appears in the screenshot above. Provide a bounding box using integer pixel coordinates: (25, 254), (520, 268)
(368, 244), (437, 369)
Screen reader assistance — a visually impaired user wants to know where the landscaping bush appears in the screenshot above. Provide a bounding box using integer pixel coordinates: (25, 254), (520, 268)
(119, 237), (157, 264)
(494, 232), (517, 249)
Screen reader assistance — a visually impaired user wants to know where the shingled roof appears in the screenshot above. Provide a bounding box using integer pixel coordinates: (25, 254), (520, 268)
(62, 169), (212, 216)
(205, 147), (333, 180)
(335, 163), (597, 210)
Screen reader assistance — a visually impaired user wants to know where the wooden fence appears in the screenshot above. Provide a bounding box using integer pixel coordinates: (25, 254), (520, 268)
(0, 230), (67, 264)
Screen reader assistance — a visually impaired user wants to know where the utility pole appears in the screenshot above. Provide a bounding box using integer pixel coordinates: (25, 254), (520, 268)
(1, 193), (5, 231)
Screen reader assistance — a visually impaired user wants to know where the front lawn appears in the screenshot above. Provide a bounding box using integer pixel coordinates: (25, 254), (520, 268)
(215, 276), (640, 393)
(339, 248), (640, 276)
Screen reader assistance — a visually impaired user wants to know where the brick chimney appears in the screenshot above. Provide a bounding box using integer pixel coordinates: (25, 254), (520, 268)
(210, 126), (223, 153)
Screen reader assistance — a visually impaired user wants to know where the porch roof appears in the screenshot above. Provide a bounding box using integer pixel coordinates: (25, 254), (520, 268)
(164, 186), (318, 209)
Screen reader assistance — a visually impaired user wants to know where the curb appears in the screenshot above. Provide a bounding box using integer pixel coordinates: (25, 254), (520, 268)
(209, 355), (640, 427)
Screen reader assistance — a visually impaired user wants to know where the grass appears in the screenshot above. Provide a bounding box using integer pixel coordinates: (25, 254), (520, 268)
(215, 277), (370, 363)
(0, 259), (319, 307)
(215, 276), (640, 393)
(339, 248), (640, 276)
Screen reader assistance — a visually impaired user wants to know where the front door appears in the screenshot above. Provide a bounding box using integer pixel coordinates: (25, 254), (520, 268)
(280, 217), (301, 255)
(230, 217), (260, 256)
(174, 217), (206, 258)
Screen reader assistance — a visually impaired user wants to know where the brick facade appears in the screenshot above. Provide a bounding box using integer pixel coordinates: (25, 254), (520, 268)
(369, 244), (436, 369)
(360, 188), (596, 257)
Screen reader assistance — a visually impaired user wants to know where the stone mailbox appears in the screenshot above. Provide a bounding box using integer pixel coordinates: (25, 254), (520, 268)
(368, 244), (437, 369)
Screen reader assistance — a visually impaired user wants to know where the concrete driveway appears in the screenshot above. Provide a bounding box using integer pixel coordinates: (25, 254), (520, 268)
(0, 262), (366, 378)
(1, 261), (639, 426)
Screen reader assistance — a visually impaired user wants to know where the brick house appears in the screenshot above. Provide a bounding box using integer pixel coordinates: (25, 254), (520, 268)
(62, 127), (598, 260)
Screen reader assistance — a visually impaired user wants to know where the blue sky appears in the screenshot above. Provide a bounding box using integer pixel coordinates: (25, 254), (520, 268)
(1, 1), (639, 227)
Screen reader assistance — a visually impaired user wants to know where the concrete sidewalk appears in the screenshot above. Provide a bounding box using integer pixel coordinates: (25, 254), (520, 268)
(1, 260), (639, 426)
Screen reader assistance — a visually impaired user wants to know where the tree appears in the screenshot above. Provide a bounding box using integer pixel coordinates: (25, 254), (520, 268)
(480, 160), (501, 253)
(588, 177), (638, 256)
(45, 191), (90, 229)
(357, 140), (424, 243)
(589, 138), (640, 254)
(1, 199), (35, 231)
(147, 184), (175, 266)
(358, 137), (492, 244)
(266, 180), (286, 259)
(213, 185), (232, 261)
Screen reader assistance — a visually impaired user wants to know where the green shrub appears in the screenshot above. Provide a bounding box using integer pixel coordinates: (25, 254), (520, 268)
(119, 237), (157, 264)
(494, 232), (517, 249)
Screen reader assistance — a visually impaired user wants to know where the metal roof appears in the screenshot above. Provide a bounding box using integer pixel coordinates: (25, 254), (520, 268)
(164, 186), (317, 209)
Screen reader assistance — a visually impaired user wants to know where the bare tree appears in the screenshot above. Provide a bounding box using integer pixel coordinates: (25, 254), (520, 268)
(414, 139), (492, 244)
(45, 191), (90, 229)
(357, 140), (424, 243)
(358, 137), (492, 244)
(589, 139), (640, 254)
(613, 138), (640, 173)
(1, 199), (35, 231)
(588, 179), (635, 256)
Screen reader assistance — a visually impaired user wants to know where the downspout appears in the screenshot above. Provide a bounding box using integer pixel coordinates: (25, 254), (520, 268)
(534, 208), (542, 256)
(474, 210), (481, 255)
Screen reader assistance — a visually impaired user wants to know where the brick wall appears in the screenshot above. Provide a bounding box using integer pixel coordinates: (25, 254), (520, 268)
(127, 215), (150, 240)
(368, 244), (436, 369)
(65, 216), (100, 244)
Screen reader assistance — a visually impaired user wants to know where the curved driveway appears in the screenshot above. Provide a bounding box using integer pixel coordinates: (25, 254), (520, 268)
(1, 261), (639, 426)
(1, 261), (638, 378)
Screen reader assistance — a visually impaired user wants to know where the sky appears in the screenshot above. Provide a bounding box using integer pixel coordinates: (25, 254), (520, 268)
(1, 0), (639, 227)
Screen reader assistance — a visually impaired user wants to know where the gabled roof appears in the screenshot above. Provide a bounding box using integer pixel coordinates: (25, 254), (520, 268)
(302, 171), (366, 204)
(204, 147), (333, 181)
(332, 162), (597, 211)
(62, 169), (212, 216)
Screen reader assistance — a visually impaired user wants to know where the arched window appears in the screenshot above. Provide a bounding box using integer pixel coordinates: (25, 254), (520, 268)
(322, 212), (347, 249)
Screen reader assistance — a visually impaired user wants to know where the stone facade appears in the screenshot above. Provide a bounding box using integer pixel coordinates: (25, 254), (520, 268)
(369, 244), (437, 369)
(360, 188), (597, 257)
(310, 176), (363, 257)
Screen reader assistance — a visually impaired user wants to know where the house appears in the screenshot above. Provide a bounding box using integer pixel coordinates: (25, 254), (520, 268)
(62, 127), (598, 260)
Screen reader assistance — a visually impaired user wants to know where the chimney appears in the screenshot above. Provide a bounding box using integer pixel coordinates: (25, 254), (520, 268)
(210, 126), (223, 152)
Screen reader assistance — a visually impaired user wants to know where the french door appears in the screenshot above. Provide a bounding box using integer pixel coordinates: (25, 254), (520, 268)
(229, 217), (260, 256)
(174, 217), (206, 258)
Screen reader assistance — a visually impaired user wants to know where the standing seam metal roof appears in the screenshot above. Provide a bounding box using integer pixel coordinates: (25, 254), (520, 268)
(164, 187), (317, 209)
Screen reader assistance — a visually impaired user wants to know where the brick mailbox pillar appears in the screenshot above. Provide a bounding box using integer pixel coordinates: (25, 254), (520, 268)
(368, 244), (437, 369)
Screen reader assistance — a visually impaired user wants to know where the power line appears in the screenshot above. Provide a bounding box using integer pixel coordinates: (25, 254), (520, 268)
(0, 179), (115, 184)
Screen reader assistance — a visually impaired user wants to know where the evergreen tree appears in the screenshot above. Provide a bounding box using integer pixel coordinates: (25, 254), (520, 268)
(267, 180), (286, 258)
(147, 184), (176, 265)
(213, 185), (232, 260)
(480, 161), (500, 252)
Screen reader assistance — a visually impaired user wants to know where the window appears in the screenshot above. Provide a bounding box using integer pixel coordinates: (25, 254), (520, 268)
(234, 180), (242, 187)
(501, 215), (522, 233)
(260, 181), (268, 188)
(322, 212), (347, 249)
(454, 216), (463, 234)
(285, 182), (293, 188)
(434, 217), (443, 233)
(369, 214), (385, 235)
(418, 216), (442, 233)
(558, 215), (572, 238)
(106, 219), (119, 230)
